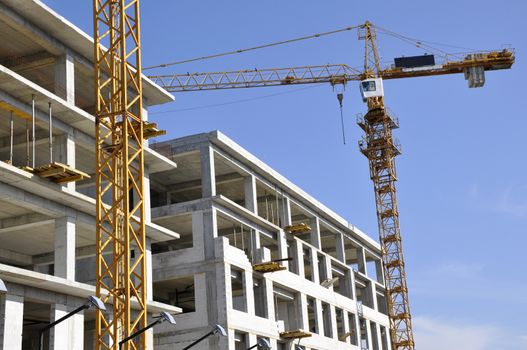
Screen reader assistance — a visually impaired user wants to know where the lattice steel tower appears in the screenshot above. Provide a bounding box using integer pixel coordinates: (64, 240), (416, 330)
(357, 22), (415, 350)
(93, 0), (148, 349)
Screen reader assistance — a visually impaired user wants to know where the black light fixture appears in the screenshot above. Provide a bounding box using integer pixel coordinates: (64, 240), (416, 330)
(182, 324), (227, 350)
(119, 311), (176, 350)
(247, 338), (272, 350)
(0, 278), (7, 293)
(39, 296), (106, 350)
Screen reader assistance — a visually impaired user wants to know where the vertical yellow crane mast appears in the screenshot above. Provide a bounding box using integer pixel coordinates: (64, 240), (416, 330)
(94, 0), (147, 349)
(357, 22), (414, 350)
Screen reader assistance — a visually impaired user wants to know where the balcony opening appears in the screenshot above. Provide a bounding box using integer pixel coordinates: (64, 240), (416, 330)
(274, 285), (299, 332)
(153, 275), (196, 313)
(335, 308), (346, 342)
(303, 246), (313, 281)
(152, 212), (194, 253)
(306, 296), (317, 334)
(321, 301), (333, 338)
(234, 331), (248, 350)
(331, 263), (351, 298)
(231, 266), (247, 312)
(253, 275), (267, 318)
(348, 313), (358, 346)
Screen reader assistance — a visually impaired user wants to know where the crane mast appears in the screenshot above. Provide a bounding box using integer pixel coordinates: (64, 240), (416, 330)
(93, 0), (148, 349)
(357, 21), (415, 350)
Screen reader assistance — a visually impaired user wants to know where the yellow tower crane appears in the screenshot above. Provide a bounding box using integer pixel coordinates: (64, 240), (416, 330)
(92, 0), (164, 349)
(147, 22), (514, 350)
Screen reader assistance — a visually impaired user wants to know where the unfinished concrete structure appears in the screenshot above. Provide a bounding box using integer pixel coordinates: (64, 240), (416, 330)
(0, 1), (181, 349)
(149, 132), (391, 350)
(0, 1), (390, 349)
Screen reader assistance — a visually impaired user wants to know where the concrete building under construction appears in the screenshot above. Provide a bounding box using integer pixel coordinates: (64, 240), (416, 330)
(0, 1), (391, 349)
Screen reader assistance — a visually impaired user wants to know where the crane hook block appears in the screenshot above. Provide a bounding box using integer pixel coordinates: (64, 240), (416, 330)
(337, 93), (344, 107)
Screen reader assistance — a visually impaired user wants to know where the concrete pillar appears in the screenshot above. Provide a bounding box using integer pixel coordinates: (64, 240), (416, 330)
(310, 217), (321, 249)
(244, 175), (257, 214)
(371, 282), (379, 311)
(264, 278), (275, 322)
(145, 237), (153, 299)
(203, 208), (218, 259)
(144, 167), (152, 222)
(342, 311), (351, 344)
(0, 294), (24, 350)
(376, 260), (385, 285)
(352, 313), (361, 346)
(55, 53), (75, 104)
(350, 270), (358, 301)
(54, 215), (76, 280)
(308, 248), (318, 285)
(299, 294), (310, 331)
(277, 230), (289, 269)
(250, 230), (261, 263)
(192, 211), (206, 260)
(329, 305), (338, 340)
(200, 145), (216, 197)
(54, 133), (76, 191)
(365, 320), (374, 350)
(335, 233), (346, 263)
(314, 299), (324, 337)
(357, 247), (367, 275)
(374, 323), (384, 350)
(280, 197), (291, 227)
(294, 240), (305, 278)
(323, 255), (333, 288)
(247, 334), (258, 350)
(49, 303), (84, 350)
(244, 269), (255, 315)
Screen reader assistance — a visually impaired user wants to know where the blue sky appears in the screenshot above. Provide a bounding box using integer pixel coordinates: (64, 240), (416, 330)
(43, 1), (526, 349)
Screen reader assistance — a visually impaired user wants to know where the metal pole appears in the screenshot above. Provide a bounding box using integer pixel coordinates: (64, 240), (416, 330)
(48, 102), (53, 163)
(182, 331), (214, 350)
(31, 94), (35, 168)
(38, 304), (89, 350)
(9, 111), (13, 164)
(118, 319), (161, 350)
(26, 120), (29, 167)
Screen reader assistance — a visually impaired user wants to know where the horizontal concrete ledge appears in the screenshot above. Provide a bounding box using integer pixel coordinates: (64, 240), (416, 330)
(0, 162), (180, 242)
(210, 131), (381, 252)
(0, 63), (176, 174)
(0, 263), (182, 314)
(0, 0), (174, 106)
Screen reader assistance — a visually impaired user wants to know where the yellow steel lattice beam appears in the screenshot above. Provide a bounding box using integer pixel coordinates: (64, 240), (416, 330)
(94, 0), (147, 349)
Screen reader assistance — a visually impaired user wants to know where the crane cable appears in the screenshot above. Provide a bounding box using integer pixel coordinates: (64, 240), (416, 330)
(373, 24), (482, 60)
(144, 24), (362, 70)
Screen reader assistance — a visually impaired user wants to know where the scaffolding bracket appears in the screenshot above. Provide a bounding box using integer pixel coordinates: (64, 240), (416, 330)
(252, 261), (287, 273)
(29, 162), (90, 184)
(284, 223), (311, 234)
(279, 330), (312, 340)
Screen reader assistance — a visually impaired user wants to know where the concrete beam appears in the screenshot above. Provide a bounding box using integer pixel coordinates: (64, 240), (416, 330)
(166, 172), (241, 194)
(0, 2), (92, 67)
(1, 51), (56, 73)
(0, 247), (32, 266)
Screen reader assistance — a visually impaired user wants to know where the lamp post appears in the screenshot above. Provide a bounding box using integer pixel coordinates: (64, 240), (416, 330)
(247, 338), (272, 350)
(182, 324), (227, 350)
(39, 296), (105, 350)
(119, 311), (176, 350)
